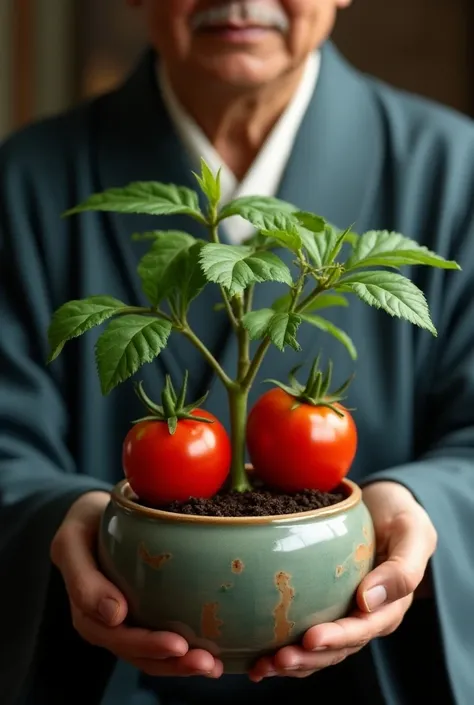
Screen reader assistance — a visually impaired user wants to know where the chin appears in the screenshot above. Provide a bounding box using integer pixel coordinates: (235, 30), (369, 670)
(195, 53), (287, 89)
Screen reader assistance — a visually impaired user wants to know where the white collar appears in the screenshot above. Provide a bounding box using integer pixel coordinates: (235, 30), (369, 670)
(158, 52), (320, 243)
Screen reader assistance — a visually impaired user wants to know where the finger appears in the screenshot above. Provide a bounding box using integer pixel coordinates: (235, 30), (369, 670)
(75, 610), (189, 659)
(357, 511), (437, 611)
(249, 646), (360, 681)
(129, 650), (222, 678)
(52, 522), (128, 626)
(303, 596), (412, 651)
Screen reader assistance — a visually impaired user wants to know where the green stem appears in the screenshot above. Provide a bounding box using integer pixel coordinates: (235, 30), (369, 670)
(182, 325), (235, 389)
(228, 387), (252, 492)
(209, 221), (238, 329)
(244, 285), (254, 314)
(235, 295), (250, 380)
(242, 338), (271, 390)
(296, 283), (326, 314)
(117, 305), (174, 323)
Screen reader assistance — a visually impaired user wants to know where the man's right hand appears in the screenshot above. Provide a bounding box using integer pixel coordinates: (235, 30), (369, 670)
(50, 491), (223, 678)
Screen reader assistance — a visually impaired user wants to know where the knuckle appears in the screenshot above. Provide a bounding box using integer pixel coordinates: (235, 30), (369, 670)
(329, 649), (349, 667)
(69, 578), (92, 611)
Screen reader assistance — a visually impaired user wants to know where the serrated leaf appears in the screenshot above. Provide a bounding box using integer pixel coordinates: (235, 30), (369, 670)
(301, 293), (349, 312)
(337, 271), (437, 335)
(301, 314), (357, 360)
(193, 158), (221, 208)
(272, 292), (348, 313)
(48, 296), (127, 362)
(259, 228), (302, 253)
(242, 309), (301, 351)
(299, 224), (342, 268)
(345, 230), (460, 271)
(199, 244), (292, 296)
(63, 182), (203, 219)
(95, 315), (172, 394)
(174, 241), (208, 309)
(219, 196), (298, 232)
(137, 232), (196, 306)
(242, 308), (275, 339)
(294, 212), (326, 233)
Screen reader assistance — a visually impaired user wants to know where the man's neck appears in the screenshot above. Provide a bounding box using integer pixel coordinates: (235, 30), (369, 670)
(163, 64), (308, 180)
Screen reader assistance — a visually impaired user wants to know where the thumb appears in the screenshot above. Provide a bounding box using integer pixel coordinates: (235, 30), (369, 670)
(357, 511), (437, 612)
(51, 519), (128, 627)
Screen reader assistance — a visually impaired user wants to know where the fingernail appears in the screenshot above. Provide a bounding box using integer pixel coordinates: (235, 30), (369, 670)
(363, 585), (387, 611)
(98, 597), (120, 624)
(284, 665), (300, 671)
(312, 645), (328, 652)
(264, 670), (277, 677)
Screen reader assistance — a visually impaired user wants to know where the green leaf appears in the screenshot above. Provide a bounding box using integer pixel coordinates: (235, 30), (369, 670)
(173, 240), (208, 310)
(137, 232), (197, 306)
(199, 244), (292, 296)
(48, 295), (127, 362)
(219, 196), (299, 232)
(294, 212), (326, 234)
(337, 271), (437, 335)
(300, 314), (357, 360)
(272, 292), (348, 313)
(345, 230), (461, 271)
(299, 224), (342, 268)
(242, 309), (301, 351)
(193, 158), (221, 208)
(63, 182), (203, 220)
(259, 228), (302, 253)
(95, 315), (172, 395)
(301, 293), (349, 312)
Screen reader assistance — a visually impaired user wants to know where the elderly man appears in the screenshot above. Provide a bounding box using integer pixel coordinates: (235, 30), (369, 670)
(1, 1), (473, 704)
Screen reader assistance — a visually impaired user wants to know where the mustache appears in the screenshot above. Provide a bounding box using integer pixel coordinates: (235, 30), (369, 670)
(191, 1), (290, 33)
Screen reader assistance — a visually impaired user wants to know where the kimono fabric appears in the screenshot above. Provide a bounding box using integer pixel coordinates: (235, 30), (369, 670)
(1, 41), (473, 705)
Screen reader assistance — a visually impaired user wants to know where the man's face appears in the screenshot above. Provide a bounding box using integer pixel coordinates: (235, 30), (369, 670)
(132, 1), (351, 86)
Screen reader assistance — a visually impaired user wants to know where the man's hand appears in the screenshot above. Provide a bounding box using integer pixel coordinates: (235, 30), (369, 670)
(50, 491), (222, 678)
(249, 480), (437, 681)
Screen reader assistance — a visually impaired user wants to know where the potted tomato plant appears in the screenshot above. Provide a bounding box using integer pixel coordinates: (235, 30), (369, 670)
(47, 160), (459, 671)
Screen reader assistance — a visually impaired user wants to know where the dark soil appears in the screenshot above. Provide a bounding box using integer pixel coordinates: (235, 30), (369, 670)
(151, 486), (346, 517)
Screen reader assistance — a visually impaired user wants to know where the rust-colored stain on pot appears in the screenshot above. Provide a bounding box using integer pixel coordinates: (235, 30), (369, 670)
(201, 602), (223, 639)
(335, 564), (346, 578)
(231, 559), (245, 574)
(138, 542), (172, 569)
(273, 571), (295, 642)
(354, 526), (375, 574)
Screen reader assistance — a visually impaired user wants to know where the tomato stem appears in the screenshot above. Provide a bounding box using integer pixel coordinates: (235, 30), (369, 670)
(228, 388), (252, 492)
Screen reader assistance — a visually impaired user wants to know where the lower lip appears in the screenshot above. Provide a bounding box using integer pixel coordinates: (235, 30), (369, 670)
(198, 26), (275, 43)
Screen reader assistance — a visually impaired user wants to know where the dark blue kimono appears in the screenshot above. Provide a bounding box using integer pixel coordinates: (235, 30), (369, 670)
(1, 42), (474, 705)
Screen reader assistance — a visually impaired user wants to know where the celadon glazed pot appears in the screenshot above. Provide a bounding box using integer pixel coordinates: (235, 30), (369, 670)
(98, 478), (375, 672)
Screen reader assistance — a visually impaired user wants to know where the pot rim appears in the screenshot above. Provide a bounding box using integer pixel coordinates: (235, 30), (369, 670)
(110, 478), (362, 525)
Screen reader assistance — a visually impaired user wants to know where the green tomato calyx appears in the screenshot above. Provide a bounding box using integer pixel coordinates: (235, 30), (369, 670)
(132, 370), (212, 435)
(265, 355), (354, 416)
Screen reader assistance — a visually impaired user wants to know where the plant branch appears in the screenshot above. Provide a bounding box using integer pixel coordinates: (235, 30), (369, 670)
(234, 295), (250, 380)
(181, 323), (235, 389)
(296, 283), (327, 314)
(242, 338), (271, 390)
(118, 305), (174, 323)
(209, 221), (239, 330)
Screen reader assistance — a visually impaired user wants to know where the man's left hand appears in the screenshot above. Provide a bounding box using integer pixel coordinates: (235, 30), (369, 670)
(249, 481), (437, 681)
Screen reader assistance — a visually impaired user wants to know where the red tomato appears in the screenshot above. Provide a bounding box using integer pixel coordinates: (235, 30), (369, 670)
(122, 409), (231, 505)
(246, 388), (357, 493)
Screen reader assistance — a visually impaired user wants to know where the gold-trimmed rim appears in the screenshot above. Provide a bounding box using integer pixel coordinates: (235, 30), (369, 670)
(111, 478), (361, 525)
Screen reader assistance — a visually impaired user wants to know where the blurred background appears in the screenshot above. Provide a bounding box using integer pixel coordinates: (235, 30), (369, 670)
(1, 0), (474, 142)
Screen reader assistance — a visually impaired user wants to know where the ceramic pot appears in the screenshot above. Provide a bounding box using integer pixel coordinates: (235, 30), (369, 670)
(98, 478), (375, 672)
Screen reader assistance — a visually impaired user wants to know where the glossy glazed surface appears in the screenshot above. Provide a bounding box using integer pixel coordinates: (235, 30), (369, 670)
(98, 479), (375, 672)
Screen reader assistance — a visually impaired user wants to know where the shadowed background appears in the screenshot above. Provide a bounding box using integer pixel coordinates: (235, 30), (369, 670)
(1, 0), (474, 140)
